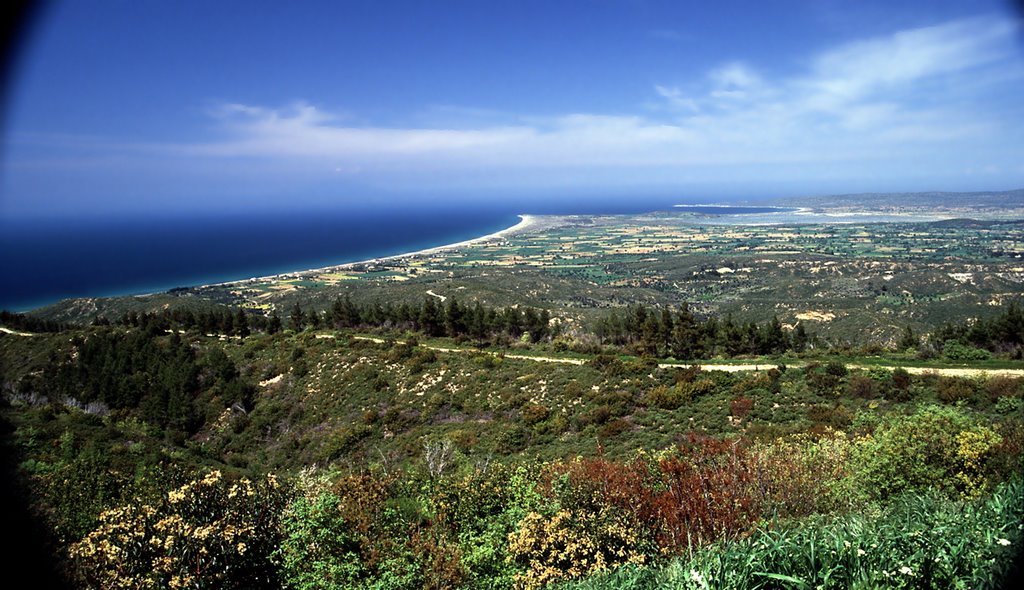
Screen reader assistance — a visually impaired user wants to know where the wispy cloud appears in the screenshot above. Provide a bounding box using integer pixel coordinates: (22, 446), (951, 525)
(15, 15), (1024, 192)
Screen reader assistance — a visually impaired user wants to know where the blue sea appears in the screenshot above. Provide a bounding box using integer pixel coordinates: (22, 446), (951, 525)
(1, 196), (715, 312)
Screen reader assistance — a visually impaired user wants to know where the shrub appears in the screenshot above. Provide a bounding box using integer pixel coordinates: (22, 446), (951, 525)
(599, 418), (630, 439)
(71, 471), (289, 590)
(806, 404), (854, 429)
(650, 437), (761, 551)
(673, 365), (702, 384)
(497, 426), (529, 454)
(850, 406), (1003, 500)
(729, 397), (754, 418)
(943, 340), (992, 361)
(645, 385), (685, 410)
(984, 376), (1022, 401)
(887, 367), (914, 401)
(995, 395), (1023, 415)
(277, 492), (366, 589)
(521, 404), (550, 426)
(825, 361), (848, 377)
(276, 472), (412, 590)
(507, 508), (648, 589)
(753, 432), (858, 516)
(807, 362), (846, 395)
(679, 379), (716, 400)
(936, 376), (977, 404)
(846, 375), (878, 399)
(577, 405), (613, 427)
(588, 355), (624, 376)
(431, 464), (542, 588)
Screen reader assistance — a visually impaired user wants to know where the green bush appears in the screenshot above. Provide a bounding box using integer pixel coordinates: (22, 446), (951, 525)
(850, 405), (1003, 500)
(943, 340), (992, 361)
(276, 472), (422, 590)
(278, 492), (366, 589)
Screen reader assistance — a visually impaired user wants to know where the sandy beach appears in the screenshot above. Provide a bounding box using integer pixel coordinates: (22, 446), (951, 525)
(211, 213), (540, 288)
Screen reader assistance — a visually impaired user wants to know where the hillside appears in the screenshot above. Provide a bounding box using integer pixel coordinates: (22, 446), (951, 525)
(2, 306), (1023, 588)
(3, 200), (1024, 588)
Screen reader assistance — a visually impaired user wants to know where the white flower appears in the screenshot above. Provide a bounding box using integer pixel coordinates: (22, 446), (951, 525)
(997, 538), (1012, 546)
(899, 566), (913, 576)
(857, 548), (866, 556)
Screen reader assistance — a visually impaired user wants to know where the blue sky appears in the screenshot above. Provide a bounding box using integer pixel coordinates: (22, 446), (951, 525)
(2, 0), (1023, 217)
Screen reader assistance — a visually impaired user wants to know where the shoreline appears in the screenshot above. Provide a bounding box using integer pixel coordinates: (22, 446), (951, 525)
(210, 214), (539, 288)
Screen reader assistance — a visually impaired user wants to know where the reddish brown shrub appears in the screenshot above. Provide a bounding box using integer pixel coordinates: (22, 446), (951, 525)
(937, 376), (976, 403)
(984, 376), (1022, 401)
(647, 435), (761, 552)
(543, 457), (654, 517)
(410, 530), (466, 590)
(846, 375), (878, 399)
(730, 397), (754, 418)
(599, 418), (630, 439)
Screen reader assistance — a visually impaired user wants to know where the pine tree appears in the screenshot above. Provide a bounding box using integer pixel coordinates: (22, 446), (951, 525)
(793, 323), (809, 352)
(445, 297), (464, 337)
(234, 309), (250, 338)
(289, 303), (305, 332)
(267, 312), (282, 335)
(671, 304), (700, 359)
(420, 297), (443, 336)
(760, 316), (787, 354)
(898, 324), (919, 351)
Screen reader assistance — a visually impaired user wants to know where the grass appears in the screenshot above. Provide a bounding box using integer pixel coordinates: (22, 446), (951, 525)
(560, 477), (1024, 590)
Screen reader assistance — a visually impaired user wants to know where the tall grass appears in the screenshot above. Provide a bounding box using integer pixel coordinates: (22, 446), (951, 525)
(560, 477), (1023, 590)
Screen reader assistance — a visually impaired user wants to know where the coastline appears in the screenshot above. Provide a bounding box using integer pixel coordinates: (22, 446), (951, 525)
(212, 213), (539, 288)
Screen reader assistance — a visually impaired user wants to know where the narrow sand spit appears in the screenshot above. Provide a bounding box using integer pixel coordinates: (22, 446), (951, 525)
(207, 214), (539, 289)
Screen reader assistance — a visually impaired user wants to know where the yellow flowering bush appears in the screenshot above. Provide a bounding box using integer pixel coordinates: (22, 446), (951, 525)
(951, 427), (1003, 498)
(70, 470), (289, 590)
(507, 508), (648, 590)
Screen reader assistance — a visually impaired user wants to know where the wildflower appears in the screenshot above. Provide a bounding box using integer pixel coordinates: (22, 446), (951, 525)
(237, 542), (247, 554)
(857, 549), (866, 556)
(997, 538), (1012, 546)
(899, 566), (913, 576)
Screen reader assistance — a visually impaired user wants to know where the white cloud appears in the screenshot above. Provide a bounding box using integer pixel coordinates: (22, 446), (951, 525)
(18, 15), (1024, 192)
(810, 17), (1014, 97)
(654, 85), (700, 112)
(709, 62), (762, 91)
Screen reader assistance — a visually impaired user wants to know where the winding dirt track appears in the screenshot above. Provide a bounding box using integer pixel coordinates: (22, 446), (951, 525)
(350, 336), (1024, 378)
(5, 328), (1019, 377)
